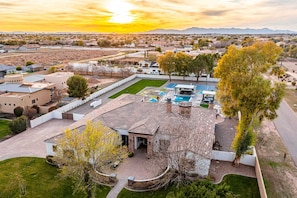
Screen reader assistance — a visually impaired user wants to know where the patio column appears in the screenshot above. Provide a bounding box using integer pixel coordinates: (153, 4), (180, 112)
(128, 134), (135, 153)
(147, 136), (153, 158)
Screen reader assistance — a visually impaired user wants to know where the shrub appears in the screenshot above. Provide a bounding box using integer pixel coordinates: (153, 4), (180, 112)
(200, 103), (209, 108)
(25, 61), (34, 66)
(128, 152), (134, 157)
(9, 116), (27, 134)
(292, 81), (296, 86)
(13, 106), (24, 117)
(16, 66), (22, 71)
(23, 107), (37, 120)
(48, 66), (56, 73)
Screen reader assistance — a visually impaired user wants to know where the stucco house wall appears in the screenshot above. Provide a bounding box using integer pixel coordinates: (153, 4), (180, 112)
(186, 151), (211, 177)
(44, 72), (74, 90)
(0, 89), (51, 113)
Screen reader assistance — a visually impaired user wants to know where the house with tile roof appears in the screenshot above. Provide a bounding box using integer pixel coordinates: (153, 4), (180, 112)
(45, 94), (219, 177)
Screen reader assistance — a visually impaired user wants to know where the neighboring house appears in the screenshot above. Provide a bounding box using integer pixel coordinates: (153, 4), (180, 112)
(18, 44), (40, 51)
(1, 45), (19, 52)
(44, 72), (74, 90)
(0, 64), (16, 77)
(25, 64), (44, 72)
(139, 60), (151, 67)
(24, 74), (45, 83)
(45, 94), (218, 178)
(0, 74), (55, 114)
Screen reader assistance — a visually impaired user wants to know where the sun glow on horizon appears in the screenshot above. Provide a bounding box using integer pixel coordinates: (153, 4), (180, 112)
(107, 0), (134, 24)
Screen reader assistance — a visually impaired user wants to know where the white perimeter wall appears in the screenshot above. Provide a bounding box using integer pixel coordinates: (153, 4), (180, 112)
(211, 147), (256, 167)
(31, 74), (219, 128)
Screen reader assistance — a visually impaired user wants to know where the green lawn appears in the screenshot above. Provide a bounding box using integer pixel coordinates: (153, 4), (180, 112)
(0, 119), (11, 139)
(223, 174), (260, 198)
(109, 79), (167, 99)
(0, 157), (111, 198)
(118, 175), (260, 198)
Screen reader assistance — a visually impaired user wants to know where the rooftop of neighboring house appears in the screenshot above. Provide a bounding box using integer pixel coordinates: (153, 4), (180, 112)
(0, 64), (16, 71)
(0, 92), (29, 98)
(44, 72), (74, 78)
(0, 82), (55, 93)
(24, 74), (45, 83)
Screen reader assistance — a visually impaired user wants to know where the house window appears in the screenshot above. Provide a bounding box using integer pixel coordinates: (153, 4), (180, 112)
(32, 99), (36, 104)
(52, 145), (57, 152)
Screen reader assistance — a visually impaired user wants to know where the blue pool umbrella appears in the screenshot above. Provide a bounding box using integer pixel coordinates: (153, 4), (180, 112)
(149, 98), (158, 102)
(159, 91), (165, 96)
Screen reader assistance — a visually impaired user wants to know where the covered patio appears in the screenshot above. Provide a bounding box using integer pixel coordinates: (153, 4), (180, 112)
(174, 84), (196, 96)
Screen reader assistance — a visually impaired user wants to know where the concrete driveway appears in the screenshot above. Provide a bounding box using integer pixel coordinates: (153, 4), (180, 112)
(0, 119), (74, 161)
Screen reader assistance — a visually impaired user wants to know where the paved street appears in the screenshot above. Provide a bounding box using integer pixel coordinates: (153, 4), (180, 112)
(274, 100), (297, 166)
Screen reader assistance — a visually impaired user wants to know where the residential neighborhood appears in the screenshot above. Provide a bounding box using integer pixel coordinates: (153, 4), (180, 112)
(0, 33), (297, 198)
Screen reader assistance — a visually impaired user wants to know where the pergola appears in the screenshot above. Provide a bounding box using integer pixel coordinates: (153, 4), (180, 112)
(174, 84), (196, 95)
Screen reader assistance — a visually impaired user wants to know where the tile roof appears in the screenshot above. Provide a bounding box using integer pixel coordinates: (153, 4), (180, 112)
(96, 94), (217, 159)
(129, 117), (159, 135)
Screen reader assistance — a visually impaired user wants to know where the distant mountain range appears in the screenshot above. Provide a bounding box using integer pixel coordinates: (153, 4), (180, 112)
(145, 27), (297, 34)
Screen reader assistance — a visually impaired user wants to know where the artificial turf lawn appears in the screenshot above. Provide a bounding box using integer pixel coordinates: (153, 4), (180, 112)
(0, 119), (11, 139)
(109, 79), (167, 99)
(0, 157), (111, 198)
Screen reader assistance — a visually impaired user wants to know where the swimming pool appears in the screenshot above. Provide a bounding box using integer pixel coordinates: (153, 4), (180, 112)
(173, 96), (191, 102)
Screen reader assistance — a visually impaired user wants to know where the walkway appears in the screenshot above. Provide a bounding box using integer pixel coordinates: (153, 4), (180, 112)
(209, 160), (256, 184)
(106, 178), (127, 198)
(105, 148), (166, 198)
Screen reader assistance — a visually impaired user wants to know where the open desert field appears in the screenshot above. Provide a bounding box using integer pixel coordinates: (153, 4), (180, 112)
(0, 48), (119, 67)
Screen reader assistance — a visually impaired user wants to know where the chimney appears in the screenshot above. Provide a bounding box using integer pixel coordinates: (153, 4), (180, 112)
(166, 98), (172, 113)
(178, 102), (192, 118)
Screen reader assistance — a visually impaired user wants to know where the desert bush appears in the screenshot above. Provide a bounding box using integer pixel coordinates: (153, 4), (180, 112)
(9, 116), (27, 134)
(16, 66), (22, 71)
(23, 106), (37, 120)
(13, 106), (24, 117)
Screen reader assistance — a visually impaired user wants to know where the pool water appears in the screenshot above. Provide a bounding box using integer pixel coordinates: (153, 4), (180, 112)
(173, 96), (191, 102)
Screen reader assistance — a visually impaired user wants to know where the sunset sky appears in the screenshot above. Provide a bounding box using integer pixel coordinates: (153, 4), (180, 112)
(0, 0), (296, 33)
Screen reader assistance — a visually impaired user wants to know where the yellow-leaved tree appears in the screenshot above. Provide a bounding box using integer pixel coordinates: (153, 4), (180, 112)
(54, 121), (128, 198)
(214, 41), (286, 166)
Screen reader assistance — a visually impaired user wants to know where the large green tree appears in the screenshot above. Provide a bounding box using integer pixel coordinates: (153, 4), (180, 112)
(67, 75), (88, 99)
(157, 51), (176, 81)
(54, 121), (128, 198)
(174, 52), (193, 79)
(189, 54), (214, 82)
(214, 41), (286, 166)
